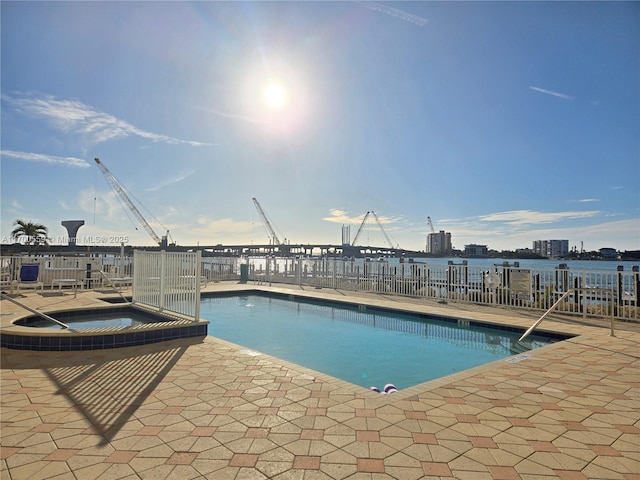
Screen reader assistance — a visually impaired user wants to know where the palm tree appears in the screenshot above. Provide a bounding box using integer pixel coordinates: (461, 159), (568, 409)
(11, 220), (49, 249)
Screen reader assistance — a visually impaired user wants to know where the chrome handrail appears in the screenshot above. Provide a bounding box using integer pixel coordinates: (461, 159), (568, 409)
(95, 270), (130, 303)
(519, 287), (616, 341)
(1, 292), (69, 329)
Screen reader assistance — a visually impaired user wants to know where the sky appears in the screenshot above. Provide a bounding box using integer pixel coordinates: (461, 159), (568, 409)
(1, 1), (639, 253)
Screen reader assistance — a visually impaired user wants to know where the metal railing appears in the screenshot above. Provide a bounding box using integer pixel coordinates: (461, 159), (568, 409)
(95, 270), (130, 303)
(2, 254), (638, 323)
(1, 292), (69, 329)
(519, 288), (617, 341)
(244, 257), (639, 322)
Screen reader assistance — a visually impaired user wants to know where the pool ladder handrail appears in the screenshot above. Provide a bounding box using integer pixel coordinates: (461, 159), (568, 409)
(1, 292), (70, 329)
(96, 270), (130, 303)
(519, 287), (617, 342)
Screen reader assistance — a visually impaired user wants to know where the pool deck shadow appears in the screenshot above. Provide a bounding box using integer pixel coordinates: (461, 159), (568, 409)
(1, 282), (639, 479)
(37, 340), (199, 446)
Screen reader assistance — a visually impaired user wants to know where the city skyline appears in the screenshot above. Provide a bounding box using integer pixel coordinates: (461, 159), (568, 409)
(2, 2), (638, 252)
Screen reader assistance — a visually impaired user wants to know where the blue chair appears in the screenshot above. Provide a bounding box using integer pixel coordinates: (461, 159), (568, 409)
(17, 264), (44, 293)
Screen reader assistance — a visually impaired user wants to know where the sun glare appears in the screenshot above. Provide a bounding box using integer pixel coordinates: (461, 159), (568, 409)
(262, 81), (289, 109)
(241, 54), (312, 136)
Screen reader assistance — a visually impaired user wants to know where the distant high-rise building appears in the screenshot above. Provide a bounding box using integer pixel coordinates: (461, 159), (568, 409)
(426, 230), (452, 255)
(533, 239), (569, 258)
(342, 225), (351, 246)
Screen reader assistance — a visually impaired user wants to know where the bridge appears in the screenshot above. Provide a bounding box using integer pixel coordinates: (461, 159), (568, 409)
(195, 243), (427, 258)
(0, 242), (429, 259)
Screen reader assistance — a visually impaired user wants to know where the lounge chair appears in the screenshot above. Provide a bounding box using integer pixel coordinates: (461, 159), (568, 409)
(17, 264), (44, 293)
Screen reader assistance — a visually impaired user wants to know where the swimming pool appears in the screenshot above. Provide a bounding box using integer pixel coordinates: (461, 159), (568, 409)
(17, 310), (164, 329)
(3, 306), (209, 351)
(201, 293), (568, 390)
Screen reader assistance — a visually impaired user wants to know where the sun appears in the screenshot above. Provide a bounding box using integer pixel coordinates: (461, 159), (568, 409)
(262, 81), (289, 109)
(240, 55), (311, 135)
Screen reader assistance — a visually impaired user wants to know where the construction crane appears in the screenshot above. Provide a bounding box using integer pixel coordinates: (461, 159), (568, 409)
(351, 211), (371, 246)
(94, 158), (169, 246)
(427, 216), (435, 234)
(252, 197), (282, 245)
(371, 211), (397, 249)
(351, 211), (397, 249)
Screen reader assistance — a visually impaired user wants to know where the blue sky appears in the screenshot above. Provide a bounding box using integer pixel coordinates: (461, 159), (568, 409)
(1, 1), (638, 252)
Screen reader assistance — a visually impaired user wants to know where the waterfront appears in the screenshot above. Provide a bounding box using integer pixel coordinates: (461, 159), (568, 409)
(242, 256), (640, 273)
(395, 257), (640, 271)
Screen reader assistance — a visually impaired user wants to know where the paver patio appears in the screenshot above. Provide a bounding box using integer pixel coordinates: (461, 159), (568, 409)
(1, 284), (638, 479)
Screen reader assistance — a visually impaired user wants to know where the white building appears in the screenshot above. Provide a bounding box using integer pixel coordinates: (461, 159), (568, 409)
(426, 230), (452, 255)
(533, 239), (569, 259)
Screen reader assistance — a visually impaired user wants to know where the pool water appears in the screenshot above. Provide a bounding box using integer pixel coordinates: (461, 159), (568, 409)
(200, 294), (563, 390)
(23, 311), (161, 329)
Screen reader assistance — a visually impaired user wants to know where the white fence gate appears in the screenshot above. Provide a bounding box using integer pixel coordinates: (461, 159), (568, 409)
(133, 250), (201, 320)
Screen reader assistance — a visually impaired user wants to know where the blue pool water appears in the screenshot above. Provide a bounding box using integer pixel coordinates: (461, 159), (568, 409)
(20, 311), (162, 329)
(200, 294), (564, 390)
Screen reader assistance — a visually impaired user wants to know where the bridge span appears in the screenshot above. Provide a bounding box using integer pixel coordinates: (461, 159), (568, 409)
(0, 242), (428, 259)
(196, 243), (428, 258)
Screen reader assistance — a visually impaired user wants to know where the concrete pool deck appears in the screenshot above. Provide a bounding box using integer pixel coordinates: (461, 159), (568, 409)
(1, 282), (639, 479)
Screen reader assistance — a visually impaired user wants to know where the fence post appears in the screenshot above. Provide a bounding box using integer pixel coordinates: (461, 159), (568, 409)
(195, 250), (201, 321)
(611, 280), (617, 337)
(615, 265), (624, 317)
(332, 257), (336, 289)
(634, 266), (640, 307)
(423, 264), (428, 298)
(573, 276), (581, 312)
(581, 270), (587, 319)
(159, 250), (166, 311)
(462, 261), (468, 297)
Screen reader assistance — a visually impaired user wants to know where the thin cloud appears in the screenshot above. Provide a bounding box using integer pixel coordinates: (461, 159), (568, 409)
(479, 209), (599, 226)
(193, 216), (255, 236)
(323, 209), (368, 224)
(529, 86), (573, 100)
(371, 212), (402, 225)
(2, 93), (217, 147)
(201, 107), (266, 125)
(0, 149), (90, 168)
(146, 169), (195, 192)
(358, 1), (428, 27)
(2, 199), (24, 217)
(323, 209), (401, 224)
(577, 198), (599, 203)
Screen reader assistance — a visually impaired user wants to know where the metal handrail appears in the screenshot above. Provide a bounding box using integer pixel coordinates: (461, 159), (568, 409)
(95, 270), (130, 303)
(1, 292), (69, 329)
(519, 287), (616, 341)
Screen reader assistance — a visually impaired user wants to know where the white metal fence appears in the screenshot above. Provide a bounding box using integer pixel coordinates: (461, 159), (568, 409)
(201, 256), (238, 282)
(1, 255), (104, 291)
(2, 253), (638, 322)
(244, 257), (640, 322)
(133, 250), (201, 320)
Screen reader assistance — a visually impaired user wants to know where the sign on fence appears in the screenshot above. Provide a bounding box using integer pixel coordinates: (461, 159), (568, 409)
(509, 268), (532, 301)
